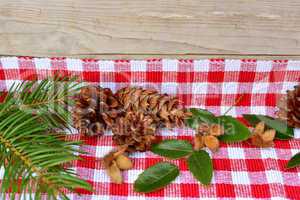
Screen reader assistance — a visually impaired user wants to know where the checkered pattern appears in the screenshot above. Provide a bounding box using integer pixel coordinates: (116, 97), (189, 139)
(0, 57), (299, 199)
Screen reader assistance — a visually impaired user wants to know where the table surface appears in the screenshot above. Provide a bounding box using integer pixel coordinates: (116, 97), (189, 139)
(1, 0), (300, 59)
(0, 57), (299, 200)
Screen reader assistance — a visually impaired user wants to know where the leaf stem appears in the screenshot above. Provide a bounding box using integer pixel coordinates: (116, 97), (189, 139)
(223, 94), (244, 115)
(20, 98), (65, 108)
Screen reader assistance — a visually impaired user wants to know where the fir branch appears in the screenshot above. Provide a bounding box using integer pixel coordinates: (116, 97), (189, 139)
(5, 75), (82, 129)
(0, 76), (91, 200)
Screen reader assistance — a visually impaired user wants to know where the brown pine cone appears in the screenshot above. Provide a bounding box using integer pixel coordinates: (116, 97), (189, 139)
(112, 111), (158, 152)
(116, 87), (191, 129)
(277, 85), (300, 128)
(72, 86), (121, 136)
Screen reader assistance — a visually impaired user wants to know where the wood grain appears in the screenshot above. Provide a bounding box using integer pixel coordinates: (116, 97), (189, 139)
(0, 0), (300, 57)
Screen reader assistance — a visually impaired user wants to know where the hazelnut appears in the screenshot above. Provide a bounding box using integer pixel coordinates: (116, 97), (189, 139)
(107, 161), (123, 184)
(115, 154), (133, 170)
(204, 135), (219, 152)
(261, 129), (276, 142)
(194, 134), (204, 150)
(253, 122), (265, 135)
(209, 124), (224, 136)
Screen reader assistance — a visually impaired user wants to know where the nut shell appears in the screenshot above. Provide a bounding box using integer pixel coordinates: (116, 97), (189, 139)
(194, 134), (204, 150)
(107, 161), (123, 184)
(72, 86), (121, 136)
(115, 154), (133, 170)
(204, 135), (219, 152)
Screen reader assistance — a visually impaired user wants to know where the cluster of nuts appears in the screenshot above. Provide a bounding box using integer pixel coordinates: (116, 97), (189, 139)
(193, 123), (224, 152)
(251, 122), (276, 147)
(103, 146), (133, 184)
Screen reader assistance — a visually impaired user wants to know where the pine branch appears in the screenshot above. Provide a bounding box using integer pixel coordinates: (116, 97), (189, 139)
(0, 76), (91, 200)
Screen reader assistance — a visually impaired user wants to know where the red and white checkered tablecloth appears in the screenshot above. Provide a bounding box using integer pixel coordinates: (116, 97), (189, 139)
(0, 57), (299, 199)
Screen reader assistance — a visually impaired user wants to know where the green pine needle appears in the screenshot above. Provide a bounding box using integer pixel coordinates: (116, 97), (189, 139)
(0, 76), (91, 200)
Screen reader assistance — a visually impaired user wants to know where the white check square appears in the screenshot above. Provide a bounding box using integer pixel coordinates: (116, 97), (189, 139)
(291, 149), (300, 156)
(0, 167), (4, 178)
(161, 82), (178, 94)
(95, 146), (114, 158)
(232, 171), (250, 184)
(221, 106), (236, 116)
(250, 106), (266, 115)
(66, 58), (83, 71)
(252, 82), (269, 94)
(91, 195), (110, 200)
(281, 82), (298, 93)
(5, 80), (22, 89)
(227, 147), (245, 159)
(256, 61), (273, 72)
(100, 82), (116, 92)
(1, 57), (19, 69)
(266, 170), (283, 184)
(194, 60), (210, 72)
(225, 60), (241, 71)
(98, 60), (115, 72)
(260, 148), (277, 159)
(192, 82), (208, 94)
(130, 60), (147, 71)
(222, 82), (238, 94)
(162, 59), (178, 71)
(93, 169), (110, 182)
(34, 58), (51, 70)
(287, 61), (300, 70)
(294, 128), (300, 139)
(163, 198), (183, 200)
(129, 197), (146, 200)
(127, 169), (143, 183)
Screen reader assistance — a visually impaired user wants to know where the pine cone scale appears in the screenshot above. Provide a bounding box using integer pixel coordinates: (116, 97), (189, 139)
(278, 85), (300, 128)
(112, 111), (157, 152)
(73, 86), (121, 136)
(116, 87), (190, 129)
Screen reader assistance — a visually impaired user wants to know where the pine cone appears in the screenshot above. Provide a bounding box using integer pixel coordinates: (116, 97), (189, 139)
(112, 111), (157, 152)
(116, 87), (191, 128)
(277, 85), (300, 128)
(73, 86), (121, 136)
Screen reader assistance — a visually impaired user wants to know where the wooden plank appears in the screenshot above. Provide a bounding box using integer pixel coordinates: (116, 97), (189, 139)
(0, 0), (300, 57)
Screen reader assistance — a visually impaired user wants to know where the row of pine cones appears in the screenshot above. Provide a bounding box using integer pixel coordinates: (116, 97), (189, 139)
(72, 86), (191, 152)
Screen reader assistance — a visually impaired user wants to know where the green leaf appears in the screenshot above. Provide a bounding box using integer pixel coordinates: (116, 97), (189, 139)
(243, 114), (294, 139)
(187, 150), (213, 185)
(287, 152), (300, 169)
(217, 116), (251, 142)
(134, 162), (179, 193)
(186, 108), (217, 129)
(151, 140), (193, 159)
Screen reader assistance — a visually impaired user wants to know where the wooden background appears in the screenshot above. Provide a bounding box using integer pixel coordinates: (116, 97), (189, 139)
(1, 0), (300, 59)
